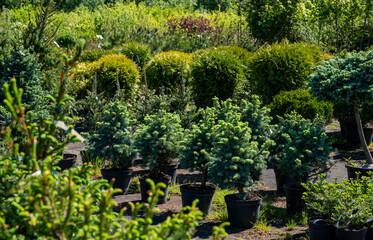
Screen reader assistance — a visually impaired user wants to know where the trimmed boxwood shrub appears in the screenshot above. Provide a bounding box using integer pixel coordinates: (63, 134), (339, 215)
(248, 41), (323, 104)
(268, 89), (333, 125)
(191, 49), (245, 108)
(96, 54), (139, 99)
(116, 42), (152, 70)
(145, 51), (192, 93)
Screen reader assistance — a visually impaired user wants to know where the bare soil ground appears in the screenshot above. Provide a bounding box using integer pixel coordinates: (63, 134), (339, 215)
(64, 120), (370, 239)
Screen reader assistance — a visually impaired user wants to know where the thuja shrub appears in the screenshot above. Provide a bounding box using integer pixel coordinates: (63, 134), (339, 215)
(145, 51), (192, 93)
(79, 48), (115, 62)
(191, 49), (245, 108)
(117, 42), (152, 70)
(68, 61), (99, 100)
(96, 54), (139, 99)
(248, 41), (323, 104)
(268, 89), (333, 125)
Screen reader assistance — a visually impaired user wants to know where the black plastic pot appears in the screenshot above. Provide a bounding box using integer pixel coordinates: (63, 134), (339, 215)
(335, 227), (367, 240)
(57, 154), (77, 171)
(140, 177), (171, 204)
(274, 168), (302, 194)
(224, 194), (262, 229)
(101, 168), (133, 194)
(340, 123), (373, 147)
(367, 228), (373, 239)
(345, 161), (373, 179)
(284, 183), (306, 214)
(160, 163), (178, 184)
(308, 219), (335, 240)
(180, 184), (215, 215)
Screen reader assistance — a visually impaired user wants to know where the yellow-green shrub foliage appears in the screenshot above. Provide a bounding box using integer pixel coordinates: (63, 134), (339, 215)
(69, 61), (99, 100)
(117, 42), (152, 70)
(145, 51), (192, 93)
(248, 41), (323, 104)
(96, 54), (139, 99)
(80, 48), (116, 62)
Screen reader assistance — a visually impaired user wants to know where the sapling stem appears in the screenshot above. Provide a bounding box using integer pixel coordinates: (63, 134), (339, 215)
(354, 103), (373, 164)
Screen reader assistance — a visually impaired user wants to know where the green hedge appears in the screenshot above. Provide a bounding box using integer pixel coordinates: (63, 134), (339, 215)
(248, 41), (323, 104)
(145, 51), (192, 93)
(116, 42), (152, 70)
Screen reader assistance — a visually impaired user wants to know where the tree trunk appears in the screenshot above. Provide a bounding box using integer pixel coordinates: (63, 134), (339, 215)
(354, 103), (373, 164)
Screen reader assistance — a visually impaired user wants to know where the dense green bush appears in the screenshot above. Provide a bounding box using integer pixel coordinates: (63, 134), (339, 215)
(79, 48), (115, 62)
(86, 100), (136, 169)
(270, 113), (333, 182)
(268, 89), (333, 125)
(248, 41), (323, 104)
(191, 49), (245, 107)
(56, 33), (78, 51)
(96, 54), (139, 99)
(116, 42), (152, 70)
(68, 61), (99, 99)
(197, 0), (233, 11)
(0, 47), (47, 112)
(145, 51), (192, 93)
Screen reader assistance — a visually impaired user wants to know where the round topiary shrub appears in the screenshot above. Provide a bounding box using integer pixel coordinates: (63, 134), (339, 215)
(191, 49), (245, 108)
(69, 61), (99, 100)
(96, 54), (140, 99)
(268, 89), (333, 125)
(117, 42), (152, 70)
(145, 51), (192, 93)
(248, 41), (323, 104)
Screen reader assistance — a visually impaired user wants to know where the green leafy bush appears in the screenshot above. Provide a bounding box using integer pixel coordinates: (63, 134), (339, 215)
(96, 54), (140, 99)
(270, 113), (334, 181)
(56, 33), (78, 51)
(145, 51), (192, 93)
(191, 49), (245, 107)
(116, 42), (152, 70)
(197, 0), (233, 11)
(86, 100), (136, 169)
(68, 61), (99, 99)
(303, 175), (373, 229)
(248, 41), (323, 104)
(134, 108), (184, 173)
(268, 89), (333, 125)
(79, 48), (115, 62)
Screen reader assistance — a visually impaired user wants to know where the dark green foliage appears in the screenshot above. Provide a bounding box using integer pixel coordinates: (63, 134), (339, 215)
(134, 108), (184, 172)
(117, 42), (152, 70)
(0, 105), (11, 128)
(191, 49), (245, 108)
(197, 0), (233, 11)
(86, 100), (136, 169)
(79, 48), (115, 62)
(0, 47), (47, 112)
(270, 113), (334, 181)
(244, 0), (300, 43)
(96, 54), (139, 99)
(77, 93), (107, 134)
(248, 41), (323, 104)
(309, 51), (373, 106)
(56, 34), (78, 51)
(145, 51), (192, 93)
(268, 89), (333, 125)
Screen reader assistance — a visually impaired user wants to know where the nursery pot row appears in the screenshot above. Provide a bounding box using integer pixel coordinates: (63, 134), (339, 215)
(345, 161), (373, 180)
(57, 153), (77, 171)
(309, 219), (371, 240)
(180, 184), (216, 215)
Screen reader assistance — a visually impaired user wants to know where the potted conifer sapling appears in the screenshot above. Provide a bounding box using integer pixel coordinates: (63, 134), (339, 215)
(179, 107), (217, 215)
(208, 110), (273, 228)
(134, 107), (184, 203)
(86, 100), (136, 194)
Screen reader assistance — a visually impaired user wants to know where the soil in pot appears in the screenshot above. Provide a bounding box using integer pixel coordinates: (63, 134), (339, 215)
(101, 168), (133, 194)
(57, 154), (77, 171)
(284, 183), (306, 214)
(345, 161), (373, 179)
(140, 172), (171, 204)
(180, 184), (215, 215)
(308, 219), (335, 240)
(335, 227), (367, 240)
(224, 193), (262, 229)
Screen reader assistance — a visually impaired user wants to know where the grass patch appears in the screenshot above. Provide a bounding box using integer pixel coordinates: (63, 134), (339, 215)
(287, 219), (296, 231)
(206, 188), (236, 222)
(127, 177), (140, 194)
(169, 183), (181, 195)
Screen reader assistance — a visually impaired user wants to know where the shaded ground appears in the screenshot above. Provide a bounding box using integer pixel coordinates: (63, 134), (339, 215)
(64, 120), (369, 239)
